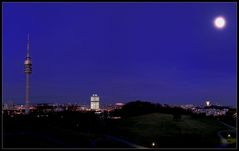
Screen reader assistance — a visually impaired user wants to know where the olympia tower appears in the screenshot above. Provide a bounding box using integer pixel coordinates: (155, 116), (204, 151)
(24, 33), (32, 114)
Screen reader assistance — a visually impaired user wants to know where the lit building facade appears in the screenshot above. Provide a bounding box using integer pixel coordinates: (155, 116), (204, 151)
(205, 101), (211, 107)
(90, 94), (100, 110)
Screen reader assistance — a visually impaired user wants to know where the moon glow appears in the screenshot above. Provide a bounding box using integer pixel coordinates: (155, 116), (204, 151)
(214, 16), (226, 29)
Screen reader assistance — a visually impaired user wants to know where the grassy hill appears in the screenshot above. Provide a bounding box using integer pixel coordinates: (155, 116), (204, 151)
(109, 113), (229, 148)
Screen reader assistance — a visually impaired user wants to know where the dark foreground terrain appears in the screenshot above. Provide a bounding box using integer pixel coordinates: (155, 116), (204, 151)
(3, 110), (236, 148)
(3, 111), (130, 148)
(109, 113), (236, 148)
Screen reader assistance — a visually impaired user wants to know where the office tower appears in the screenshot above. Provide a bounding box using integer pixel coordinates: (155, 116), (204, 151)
(90, 94), (100, 110)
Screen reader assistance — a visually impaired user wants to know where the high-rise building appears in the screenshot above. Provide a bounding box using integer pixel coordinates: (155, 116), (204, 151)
(90, 94), (100, 110)
(24, 33), (32, 114)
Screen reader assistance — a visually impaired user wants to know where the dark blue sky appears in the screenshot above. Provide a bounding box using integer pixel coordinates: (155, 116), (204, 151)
(2, 2), (237, 106)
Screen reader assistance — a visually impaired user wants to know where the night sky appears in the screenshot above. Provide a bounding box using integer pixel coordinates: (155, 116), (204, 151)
(2, 2), (237, 106)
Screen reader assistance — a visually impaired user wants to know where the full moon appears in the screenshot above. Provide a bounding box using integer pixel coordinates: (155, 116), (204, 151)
(214, 16), (226, 29)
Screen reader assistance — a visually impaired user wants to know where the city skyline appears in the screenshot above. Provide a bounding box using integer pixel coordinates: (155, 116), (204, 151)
(2, 2), (237, 107)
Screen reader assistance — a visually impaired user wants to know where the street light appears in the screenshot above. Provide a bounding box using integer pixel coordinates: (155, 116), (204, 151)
(152, 142), (155, 147)
(228, 134), (231, 138)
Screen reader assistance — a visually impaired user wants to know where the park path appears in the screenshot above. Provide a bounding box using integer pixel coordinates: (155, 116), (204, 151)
(218, 121), (236, 130)
(104, 134), (148, 149)
(216, 121), (236, 148)
(217, 130), (229, 147)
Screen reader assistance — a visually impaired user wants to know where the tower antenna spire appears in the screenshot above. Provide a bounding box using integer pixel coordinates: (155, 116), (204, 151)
(27, 32), (30, 57)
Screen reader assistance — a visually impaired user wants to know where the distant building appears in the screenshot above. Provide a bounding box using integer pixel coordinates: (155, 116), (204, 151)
(115, 102), (124, 109)
(3, 103), (8, 110)
(205, 101), (211, 107)
(90, 94), (100, 110)
(36, 103), (54, 113)
(193, 105), (229, 117)
(180, 104), (195, 110)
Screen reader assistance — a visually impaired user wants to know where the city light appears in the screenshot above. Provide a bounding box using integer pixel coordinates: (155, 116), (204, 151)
(152, 142), (155, 147)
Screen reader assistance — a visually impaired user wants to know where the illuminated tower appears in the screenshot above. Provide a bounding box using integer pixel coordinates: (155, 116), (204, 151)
(205, 101), (211, 107)
(90, 94), (100, 110)
(24, 33), (32, 114)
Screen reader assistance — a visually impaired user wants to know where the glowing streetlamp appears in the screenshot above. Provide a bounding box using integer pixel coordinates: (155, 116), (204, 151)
(152, 142), (155, 147)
